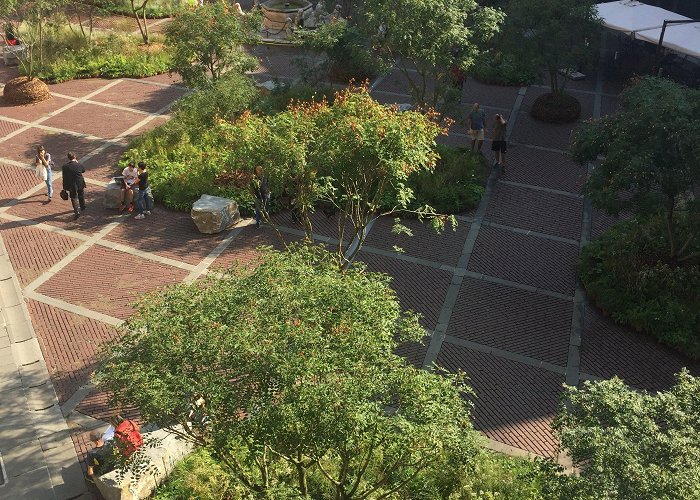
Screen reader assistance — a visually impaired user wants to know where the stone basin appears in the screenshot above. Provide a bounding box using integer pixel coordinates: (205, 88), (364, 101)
(261, 0), (312, 30)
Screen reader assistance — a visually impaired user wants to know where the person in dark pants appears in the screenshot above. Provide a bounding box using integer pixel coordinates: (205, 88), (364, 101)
(62, 152), (86, 219)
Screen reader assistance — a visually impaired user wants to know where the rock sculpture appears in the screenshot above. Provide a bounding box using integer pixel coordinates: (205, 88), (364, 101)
(191, 194), (240, 234)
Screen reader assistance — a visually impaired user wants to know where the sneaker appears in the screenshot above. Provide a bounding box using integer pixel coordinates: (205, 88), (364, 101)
(127, 205), (134, 212)
(144, 211), (151, 215)
(134, 213), (145, 220)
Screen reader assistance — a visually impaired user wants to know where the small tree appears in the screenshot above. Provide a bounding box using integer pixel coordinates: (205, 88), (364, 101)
(226, 86), (454, 270)
(571, 76), (700, 262)
(97, 248), (479, 498)
(504, 0), (600, 99)
(130, 0), (151, 44)
(165, 1), (260, 88)
(554, 370), (700, 499)
(362, 0), (503, 110)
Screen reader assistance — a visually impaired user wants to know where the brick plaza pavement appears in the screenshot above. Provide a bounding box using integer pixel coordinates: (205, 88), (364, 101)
(1, 55), (699, 498)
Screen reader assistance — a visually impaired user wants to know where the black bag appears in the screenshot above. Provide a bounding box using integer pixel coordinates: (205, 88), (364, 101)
(59, 189), (69, 201)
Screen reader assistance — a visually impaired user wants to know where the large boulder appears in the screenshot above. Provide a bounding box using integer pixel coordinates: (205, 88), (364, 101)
(191, 194), (240, 234)
(104, 180), (138, 209)
(94, 427), (194, 500)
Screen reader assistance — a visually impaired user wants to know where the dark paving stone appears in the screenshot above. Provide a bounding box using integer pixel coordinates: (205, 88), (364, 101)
(448, 278), (572, 366)
(486, 182), (583, 240)
(504, 145), (587, 194)
(580, 307), (700, 392)
(438, 343), (563, 457)
(468, 226), (578, 297)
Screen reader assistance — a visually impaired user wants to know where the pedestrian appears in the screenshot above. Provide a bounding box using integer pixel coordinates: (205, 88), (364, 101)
(133, 162), (153, 220)
(491, 113), (508, 173)
(467, 102), (486, 154)
(119, 163), (139, 212)
(61, 152), (86, 220)
(34, 145), (54, 201)
(253, 165), (270, 228)
(86, 431), (113, 480)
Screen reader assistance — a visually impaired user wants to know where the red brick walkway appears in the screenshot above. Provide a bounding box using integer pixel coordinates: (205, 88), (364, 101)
(0, 58), (697, 493)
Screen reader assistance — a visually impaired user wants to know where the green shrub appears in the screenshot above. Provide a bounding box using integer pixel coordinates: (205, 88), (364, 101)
(469, 50), (539, 86)
(108, 0), (195, 18)
(382, 145), (487, 215)
(579, 216), (700, 358)
(32, 35), (171, 83)
(122, 73), (258, 212)
(153, 448), (239, 499)
(250, 82), (336, 116)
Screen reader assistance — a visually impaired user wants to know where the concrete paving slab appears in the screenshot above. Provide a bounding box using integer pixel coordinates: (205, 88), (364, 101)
(5, 320), (34, 343)
(0, 278), (22, 307)
(45, 439), (89, 499)
(19, 360), (51, 388)
(0, 415), (37, 450)
(0, 334), (9, 350)
(10, 339), (42, 366)
(25, 383), (59, 411)
(29, 404), (68, 439)
(0, 387), (29, 420)
(1, 465), (55, 500)
(2, 302), (31, 327)
(2, 439), (43, 477)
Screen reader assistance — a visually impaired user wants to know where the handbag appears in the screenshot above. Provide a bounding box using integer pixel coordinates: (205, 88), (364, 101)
(59, 189), (69, 201)
(34, 163), (47, 181)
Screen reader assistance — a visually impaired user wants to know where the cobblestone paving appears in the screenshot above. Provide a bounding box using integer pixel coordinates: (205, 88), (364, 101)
(1, 50), (699, 499)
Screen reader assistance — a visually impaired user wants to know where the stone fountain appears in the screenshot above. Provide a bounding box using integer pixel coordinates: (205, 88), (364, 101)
(261, 0), (313, 31)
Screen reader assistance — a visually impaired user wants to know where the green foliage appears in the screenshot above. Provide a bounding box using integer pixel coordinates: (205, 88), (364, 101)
(504, 0), (600, 96)
(572, 76), (700, 261)
(406, 145), (487, 214)
(121, 73), (258, 212)
(363, 0), (504, 109)
(555, 371), (700, 499)
(26, 32), (171, 82)
(579, 216), (700, 358)
(250, 83), (335, 116)
(469, 49), (539, 86)
(97, 247), (480, 498)
(297, 21), (386, 84)
(226, 85), (446, 268)
(107, 0), (194, 18)
(164, 1), (260, 88)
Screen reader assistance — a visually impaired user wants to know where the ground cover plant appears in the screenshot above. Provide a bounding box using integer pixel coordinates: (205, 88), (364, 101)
(572, 76), (700, 357)
(33, 33), (171, 82)
(469, 49), (540, 86)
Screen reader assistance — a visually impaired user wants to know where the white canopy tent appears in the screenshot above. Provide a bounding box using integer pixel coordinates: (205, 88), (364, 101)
(595, 1), (690, 34)
(635, 22), (700, 59)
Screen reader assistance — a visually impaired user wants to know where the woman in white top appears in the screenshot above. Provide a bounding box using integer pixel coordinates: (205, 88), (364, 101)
(120, 163), (139, 212)
(35, 146), (54, 201)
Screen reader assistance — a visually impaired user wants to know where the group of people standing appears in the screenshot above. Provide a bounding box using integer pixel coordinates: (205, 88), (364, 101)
(34, 145), (153, 220)
(466, 102), (508, 173)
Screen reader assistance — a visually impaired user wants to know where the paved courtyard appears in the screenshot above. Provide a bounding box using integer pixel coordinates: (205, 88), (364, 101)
(1, 50), (699, 498)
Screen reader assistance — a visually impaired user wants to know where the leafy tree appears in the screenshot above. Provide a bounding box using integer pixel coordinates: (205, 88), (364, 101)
(571, 76), (700, 262)
(129, 0), (151, 44)
(554, 371), (700, 499)
(225, 85), (453, 270)
(362, 0), (503, 110)
(504, 0), (600, 98)
(165, 1), (260, 88)
(96, 247), (480, 499)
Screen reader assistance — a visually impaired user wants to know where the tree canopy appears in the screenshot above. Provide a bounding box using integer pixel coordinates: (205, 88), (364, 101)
(224, 86), (452, 269)
(165, 1), (260, 88)
(555, 371), (700, 499)
(362, 0), (503, 109)
(96, 247), (479, 498)
(571, 76), (700, 262)
(504, 0), (600, 97)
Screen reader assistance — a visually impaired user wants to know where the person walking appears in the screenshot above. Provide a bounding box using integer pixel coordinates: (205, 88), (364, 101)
(119, 163), (139, 212)
(133, 162), (153, 220)
(34, 146), (54, 201)
(491, 113), (508, 173)
(253, 165), (270, 228)
(467, 103), (486, 154)
(61, 152), (86, 220)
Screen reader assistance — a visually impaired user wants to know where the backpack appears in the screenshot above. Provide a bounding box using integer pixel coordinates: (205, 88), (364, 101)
(114, 420), (143, 457)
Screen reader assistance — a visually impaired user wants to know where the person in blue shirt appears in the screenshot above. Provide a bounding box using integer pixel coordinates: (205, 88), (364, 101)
(467, 102), (487, 153)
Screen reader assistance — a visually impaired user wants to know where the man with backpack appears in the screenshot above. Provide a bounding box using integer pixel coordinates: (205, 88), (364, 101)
(86, 415), (143, 480)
